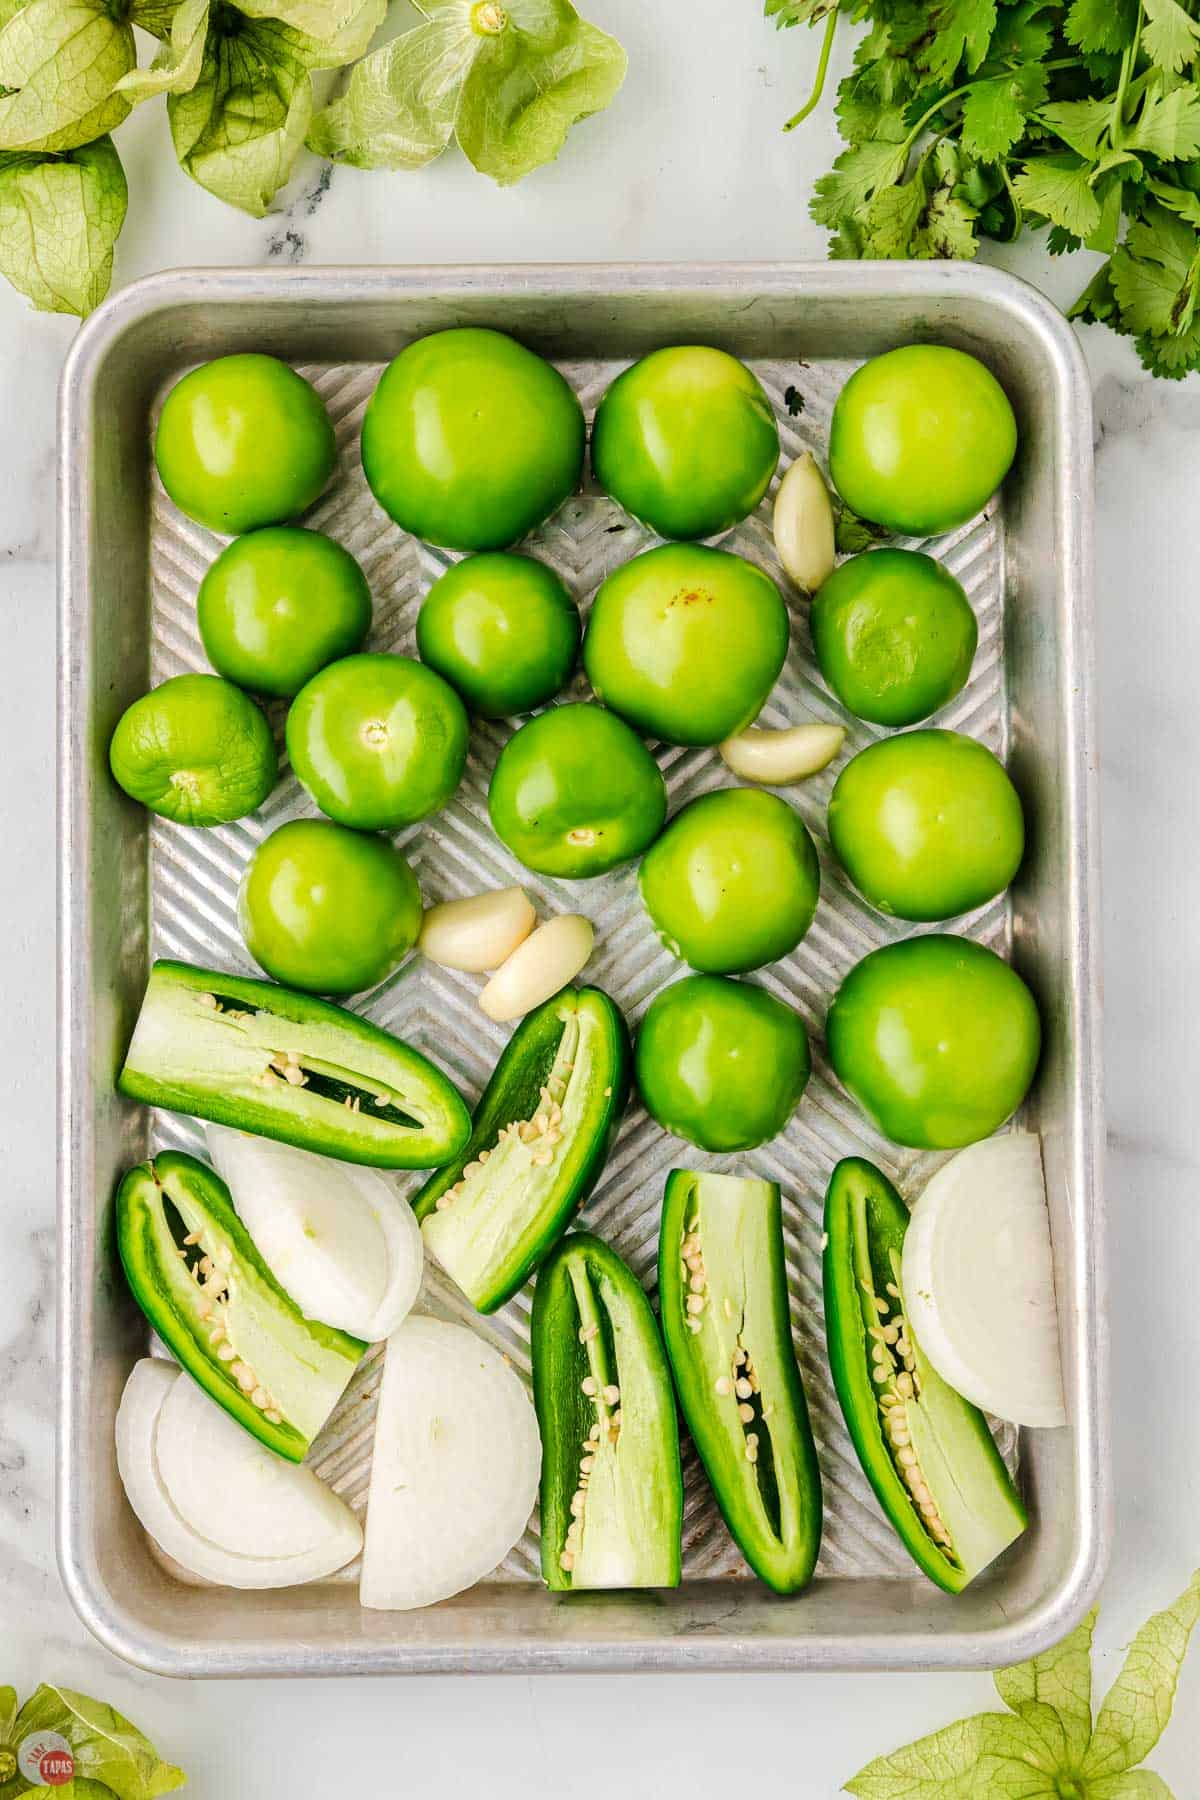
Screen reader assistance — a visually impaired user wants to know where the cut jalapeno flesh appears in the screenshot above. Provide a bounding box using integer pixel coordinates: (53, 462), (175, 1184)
(414, 988), (630, 1313)
(823, 1157), (1027, 1593)
(532, 1232), (681, 1591)
(659, 1170), (822, 1593)
(118, 959), (471, 1168)
(116, 1150), (365, 1462)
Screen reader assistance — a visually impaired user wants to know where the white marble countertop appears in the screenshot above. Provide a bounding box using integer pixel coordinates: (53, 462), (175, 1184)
(3, 3), (1198, 1792)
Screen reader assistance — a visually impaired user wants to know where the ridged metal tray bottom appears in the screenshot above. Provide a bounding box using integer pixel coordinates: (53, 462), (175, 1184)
(59, 264), (1106, 1676)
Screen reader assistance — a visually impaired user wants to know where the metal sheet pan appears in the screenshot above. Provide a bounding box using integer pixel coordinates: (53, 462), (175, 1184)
(58, 263), (1107, 1677)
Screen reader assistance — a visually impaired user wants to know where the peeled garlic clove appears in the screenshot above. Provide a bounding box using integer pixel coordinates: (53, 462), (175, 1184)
(479, 915), (594, 1022)
(719, 722), (846, 786)
(773, 451), (836, 593)
(420, 887), (536, 973)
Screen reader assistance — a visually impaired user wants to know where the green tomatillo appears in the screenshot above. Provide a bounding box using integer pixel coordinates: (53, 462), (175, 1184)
(286, 653), (469, 832)
(639, 786), (820, 973)
(239, 818), (423, 995)
(828, 729), (1025, 922)
(828, 345), (1017, 537)
(109, 672), (277, 826)
(825, 935), (1041, 1150)
(584, 543), (790, 745)
(810, 548), (977, 727)
(591, 345), (780, 540)
(197, 527), (372, 699)
(155, 354), (336, 535)
(361, 328), (585, 551)
(636, 973), (811, 1152)
(488, 702), (666, 878)
(416, 551), (580, 717)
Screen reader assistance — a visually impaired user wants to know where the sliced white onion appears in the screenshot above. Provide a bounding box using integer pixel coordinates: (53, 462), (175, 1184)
(360, 1315), (540, 1611)
(207, 1124), (422, 1343)
(116, 1359), (361, 1588)
(420, 887), (536, 972)
(901, 1133), (1066, 1428)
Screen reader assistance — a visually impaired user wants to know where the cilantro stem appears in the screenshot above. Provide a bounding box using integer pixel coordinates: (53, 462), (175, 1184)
(783, 8), (839, 132)
(1110, 1), (1144, 149)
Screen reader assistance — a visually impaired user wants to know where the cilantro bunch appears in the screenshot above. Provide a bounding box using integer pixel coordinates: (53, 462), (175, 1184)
(777, 0), (1200, 379)
(0, 0), (626, 318)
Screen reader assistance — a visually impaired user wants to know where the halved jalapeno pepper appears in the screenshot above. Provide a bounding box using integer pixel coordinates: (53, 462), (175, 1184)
(659, 1170), (822, 1592)
(117, 1151), (365, 1462)
(118, 959), (471, 1169)
(532, 1232), (681, 1591)
(823, 1157), (1027, 1592)
(414, 987), (630, 1313)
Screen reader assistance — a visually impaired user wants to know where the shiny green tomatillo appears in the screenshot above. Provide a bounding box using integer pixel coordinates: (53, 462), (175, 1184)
(117, 1150), (365, 1462)
(414, 987), (630, 1313)
(591, 345), (779, 541)
(533, 1231), (682, 1590)
(823, 1157), (1026, 1591)
(361, 328), (585, 552)
(118, 959), (471, 1168)
(660, 1170), (822, 1592)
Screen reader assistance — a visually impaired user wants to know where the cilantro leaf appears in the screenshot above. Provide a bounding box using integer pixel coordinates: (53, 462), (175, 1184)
(1012, 151), (1102, 237)
(1081, 1570), (1200, 1780)
(1111, 200), (1200, 336)
(985, 0), (1055, 66)
(1126, 78), (1200, 160)
(1142, 0), (1200, 75)
(960, 64), (1047, 163)
(920, 0), (998, 86)
(765, 0), (835, 25)
(1038, 95), (1116, 159)
(1064, 0), (1139, 56)
(810, 137), (909, 226)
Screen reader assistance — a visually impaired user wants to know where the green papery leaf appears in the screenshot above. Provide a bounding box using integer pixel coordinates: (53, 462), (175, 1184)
(118, 0), (209, 100)
(169, 18), (313, 215)
(0, 1689), (16, 1742)
(1088, 1774), (1176, 1798)
(306, 14), (471, 167)
(1011, 151), (1102, 238)
(1081, 1570), (1200, 1780)
(11, 1686), (184, 1799)
(1142, 0), (1200, 75)
(845, 1711), (1058, 1798)
(995, 1606), (1095, 1765)
(456, 0), (627, 185)
(240, 0), (385, 66)
(0, 0), (134, 152)
(0, 136), (126, 314)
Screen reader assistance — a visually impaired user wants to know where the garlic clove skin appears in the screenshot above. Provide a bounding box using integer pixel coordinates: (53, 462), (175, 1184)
(479, 914), (594, 1022)
(719, 722), (846, 786)
(419, 887), (536, 973)
(773, 451), (836, 594)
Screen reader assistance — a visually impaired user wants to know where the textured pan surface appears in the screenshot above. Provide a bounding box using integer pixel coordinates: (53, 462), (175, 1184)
(58, 264), (1104, 1675)
(145, 353), (1015, 1586)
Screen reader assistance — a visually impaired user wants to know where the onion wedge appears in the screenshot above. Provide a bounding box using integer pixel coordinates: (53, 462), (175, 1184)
(360, 1315), (540, 1610)
(207, 1124), (422, 1343)
(901, 1133), (1066, 1428)
(116, 1359), (361, 1588)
